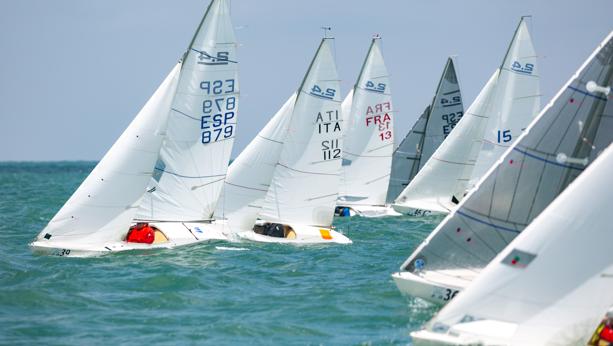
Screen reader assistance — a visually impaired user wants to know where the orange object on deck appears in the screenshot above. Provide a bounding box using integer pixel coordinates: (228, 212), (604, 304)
(319, 229), (332, 240)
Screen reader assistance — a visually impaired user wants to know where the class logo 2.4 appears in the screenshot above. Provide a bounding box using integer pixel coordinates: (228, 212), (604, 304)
(197, 51), (231, 65)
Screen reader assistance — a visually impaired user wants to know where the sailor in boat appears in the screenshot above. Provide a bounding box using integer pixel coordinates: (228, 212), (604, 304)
(589, 307), (613, 345)
(334, 206), (352, 217)
(253, 223), (296, 239)
(125, 223), (169, 244)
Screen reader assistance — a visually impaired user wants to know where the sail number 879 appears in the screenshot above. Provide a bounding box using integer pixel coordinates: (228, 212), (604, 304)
(201, 96), (237, 144)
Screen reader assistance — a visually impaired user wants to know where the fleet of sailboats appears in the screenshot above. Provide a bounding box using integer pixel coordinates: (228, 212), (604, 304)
(28, 1), (613, 343)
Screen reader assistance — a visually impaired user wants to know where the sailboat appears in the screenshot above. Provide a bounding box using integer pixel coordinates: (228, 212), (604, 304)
(30, 0), (239, 256)
(385, 57), (464, 216)
(392, 16), (540, 216)
(411, 136), (613, 345)
(393, 30), (613, 305)
(216, 37), (351, 244)
(334, 36), (396, 218)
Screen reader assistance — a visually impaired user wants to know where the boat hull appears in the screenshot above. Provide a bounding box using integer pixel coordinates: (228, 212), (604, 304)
(30, 222), (229, 257)
(335, 205), (401, 218)
(391, 204), (445, 217)
(392, 271), (463, 305)
(237, 222), (352, 244)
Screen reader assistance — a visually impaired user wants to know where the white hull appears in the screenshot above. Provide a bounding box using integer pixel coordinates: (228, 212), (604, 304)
(335, 205), (401, 218)
(392, 271), (469, 305)
(226, 221), (352, 245)
(30, 222), (229, 257)
(411, 320), (518, 345)
(391, 203), (446, 217)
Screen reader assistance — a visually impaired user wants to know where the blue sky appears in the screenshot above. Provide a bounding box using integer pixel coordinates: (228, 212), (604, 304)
(0, 0), (611, 161)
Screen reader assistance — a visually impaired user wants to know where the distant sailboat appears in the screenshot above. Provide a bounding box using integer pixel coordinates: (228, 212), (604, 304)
(412, 136), (613, 345)
(385, 57), (464, 216)
(335, 36), (397, 218)
(30, 0), (239, 256)
(216, 37), (351, 244)
(392, 17), (540, 215)
(393, 30), (613, 305)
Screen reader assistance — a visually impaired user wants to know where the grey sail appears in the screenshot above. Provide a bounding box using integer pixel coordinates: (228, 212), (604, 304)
(400, 32), (613, 291)
(385, 58), (464, 203)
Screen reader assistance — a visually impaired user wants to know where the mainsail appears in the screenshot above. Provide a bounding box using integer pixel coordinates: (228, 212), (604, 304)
(393, 17), (540, 213)
(386, 57), (464, 204)
(258, 38), (342, 227)
(415, 141), (613, 345)
(136, 0), (239, 222)
(338, 37), (394, 207)
(216, 94), (296, 231)
(400, 31), (613, 292)
(34, 65), (180, 246)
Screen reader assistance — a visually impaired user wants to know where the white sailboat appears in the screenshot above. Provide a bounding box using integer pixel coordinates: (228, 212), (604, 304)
(216, 37), (351, 244)
(411, 141), (613, 345)
(392, 17), (540, 216)
(393, 30), (613, 305)
(30, 0), (239, 256)
(385, 57), (464, 216)
(335, 36), (396, 218)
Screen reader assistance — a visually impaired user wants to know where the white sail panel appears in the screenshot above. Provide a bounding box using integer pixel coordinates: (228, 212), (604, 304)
(137, 0), (239, 222)
(468, 18), (541, 187)
(216, 94), (296, 230)
(259, 38), (341, 227)
(423, 140), (613, 345)
(385, 106), (428, 204)
(393, 70), (498, 213)
(419, 58), (465, 171)
(339, 38), (394, 206)
(401, 31), (613, 290)
(35, 65), (181, 245)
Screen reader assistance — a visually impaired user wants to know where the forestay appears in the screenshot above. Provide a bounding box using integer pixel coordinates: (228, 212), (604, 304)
(401, 31), (613, 289)
(34, 65), (181, 245)
(421, 140), (613, 345)
(216, 94), (296, 231)
(386, 57), (464, 204)
(136, 0), (239, 222)
(259, 38), (342, 227)
(339, 37), (394, 207)
(393, 18), (539, 213)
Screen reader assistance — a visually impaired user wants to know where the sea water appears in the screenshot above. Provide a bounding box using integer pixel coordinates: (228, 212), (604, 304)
(0, 162), (443, 345)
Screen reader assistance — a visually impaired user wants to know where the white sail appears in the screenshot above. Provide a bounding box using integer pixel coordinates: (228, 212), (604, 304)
(136, 0), (239, 222)
(386, 57), (464, 204)
(33, 64), (181, 246)
(467, 18), (541, 188)
(393, 17), (540, 213)
(393, 70), (498, 213)
(216, 94), (296, 231)
(258, 38), (342, 227)
(338, 37), (394, 207)
(398, 31), (613, 301)
(415, 141), (613, 345)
